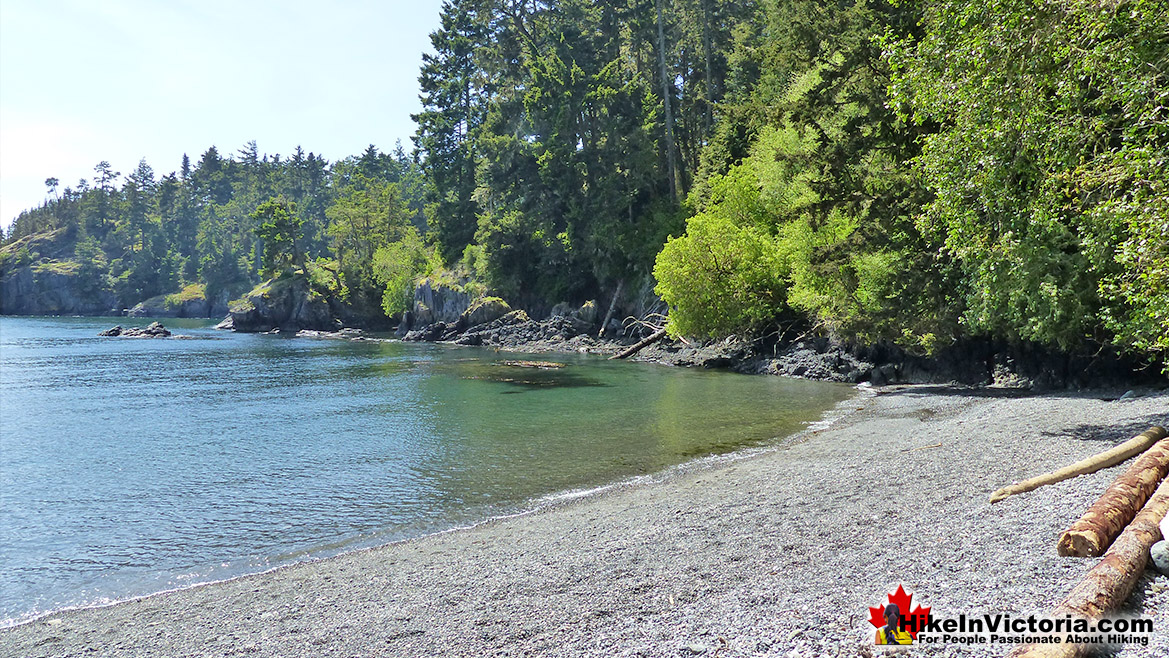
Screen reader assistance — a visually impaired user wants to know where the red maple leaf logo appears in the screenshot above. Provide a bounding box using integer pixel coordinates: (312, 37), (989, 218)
(868, 584), (932, 640)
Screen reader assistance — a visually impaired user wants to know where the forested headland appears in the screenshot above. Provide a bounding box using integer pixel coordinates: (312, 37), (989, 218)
(2, 0), (1165, 376)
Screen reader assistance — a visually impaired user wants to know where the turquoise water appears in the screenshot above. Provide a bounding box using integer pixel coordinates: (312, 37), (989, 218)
(0, 316), (851, 626)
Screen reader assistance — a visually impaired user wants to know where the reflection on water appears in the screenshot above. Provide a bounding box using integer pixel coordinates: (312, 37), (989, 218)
(456, 360), (605, 389)
(0, 316), (851, 626)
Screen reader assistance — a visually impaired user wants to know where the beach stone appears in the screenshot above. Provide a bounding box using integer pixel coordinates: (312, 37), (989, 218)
(1160, 512), (1169, 540)
(685, 644), (708, 654)
(1151, 540), (1169, 575)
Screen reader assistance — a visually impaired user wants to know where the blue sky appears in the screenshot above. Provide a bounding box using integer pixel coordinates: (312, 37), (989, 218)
(0, 0), (444, 231)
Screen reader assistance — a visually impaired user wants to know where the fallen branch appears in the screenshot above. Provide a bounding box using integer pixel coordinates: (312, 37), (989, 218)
(610, 328), (668, 360)
(1058, 437), (1169, 557)
(1006, 479), (1169, 658)
(989, 426), (1168, 504)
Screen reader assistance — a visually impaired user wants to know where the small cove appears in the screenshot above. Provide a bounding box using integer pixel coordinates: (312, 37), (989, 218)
(0, 316), (852, 626)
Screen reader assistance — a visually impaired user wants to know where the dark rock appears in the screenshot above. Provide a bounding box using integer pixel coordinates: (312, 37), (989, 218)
(101, 322), (171, 338)
(395, 311), (414, 338)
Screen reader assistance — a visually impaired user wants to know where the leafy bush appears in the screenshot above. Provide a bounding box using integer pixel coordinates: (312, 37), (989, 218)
(372, 230), (428, 317)
(654, 212), (789, 338)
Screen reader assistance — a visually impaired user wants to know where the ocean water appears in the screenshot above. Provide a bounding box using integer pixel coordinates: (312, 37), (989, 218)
(0, 316), (852, 626)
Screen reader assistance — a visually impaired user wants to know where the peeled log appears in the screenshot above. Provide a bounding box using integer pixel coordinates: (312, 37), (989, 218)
(1006, 479), (1169, 658)
(989, 426), (1168, 503)
(1058, 438), (1169, 557)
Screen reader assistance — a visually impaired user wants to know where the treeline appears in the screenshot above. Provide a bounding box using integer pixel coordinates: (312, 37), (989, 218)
(3, 0), (1165, 370)
(2, 142), (426, 312)
(414, 0), (1166, 368)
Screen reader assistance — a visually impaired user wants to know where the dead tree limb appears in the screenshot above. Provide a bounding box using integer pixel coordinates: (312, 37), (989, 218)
(1006, 479), (1169, 658)
(989, 426), (1168, 504)
(610, 328), (668, 360)
(1058, 437), (1169, 556)
(598, 279), (623, 338)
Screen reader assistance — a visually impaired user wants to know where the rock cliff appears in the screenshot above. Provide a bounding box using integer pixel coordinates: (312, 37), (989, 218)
(1, 262), (118, 315)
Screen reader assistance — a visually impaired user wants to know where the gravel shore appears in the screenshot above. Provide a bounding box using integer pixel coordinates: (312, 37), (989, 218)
(3, 385), (1167, 657)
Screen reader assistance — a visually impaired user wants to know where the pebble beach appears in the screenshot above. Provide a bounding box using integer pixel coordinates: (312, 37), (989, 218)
(3, 385), (1167, 657)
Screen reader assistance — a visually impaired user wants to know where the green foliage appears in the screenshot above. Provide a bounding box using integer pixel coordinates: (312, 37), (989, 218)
(372, 230), (428, 317)
(654, 210), (788, 338)
(164, 283), (207, 308)
(325, 176), (412, 293)
(887, 0), (1169, 362)
(252, 197), (305, 277)
(0, 0), (1161, 373)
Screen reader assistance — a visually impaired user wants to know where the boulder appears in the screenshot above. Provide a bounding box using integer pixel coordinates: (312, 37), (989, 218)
(460, 297), (512, 328)
(1152, 540), (1169, 575)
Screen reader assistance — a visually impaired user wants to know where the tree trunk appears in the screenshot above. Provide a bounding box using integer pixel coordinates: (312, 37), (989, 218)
(989, 426), (1168, 503)
(598, 279), (623, 338)
(1058, 438), (1169, 556)
(610, 328), (667, 360)
(655, 0), (679, 202)
(1006, 479), (1169, 658)
(700, 0), (714, 135)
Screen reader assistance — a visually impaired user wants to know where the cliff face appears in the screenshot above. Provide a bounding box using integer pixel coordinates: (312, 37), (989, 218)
(412, 278), (472, 324)
(0, 228), (117, 315)
(0, 262), (117, 315)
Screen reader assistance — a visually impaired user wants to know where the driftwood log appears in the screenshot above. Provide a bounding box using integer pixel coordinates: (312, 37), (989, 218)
(989, 426), (1168, 503)
(609, 328), (668, 360)
(1058, 437), (1169, 557)
(1006, 479), (1169, 658)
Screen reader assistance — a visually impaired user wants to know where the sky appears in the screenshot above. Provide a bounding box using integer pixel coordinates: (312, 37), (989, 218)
(0, 0), (445, 231)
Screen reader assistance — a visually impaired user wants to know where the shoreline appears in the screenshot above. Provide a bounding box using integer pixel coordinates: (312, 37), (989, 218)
(0, 383), (868, 632)
(3, 386), (1167, 656)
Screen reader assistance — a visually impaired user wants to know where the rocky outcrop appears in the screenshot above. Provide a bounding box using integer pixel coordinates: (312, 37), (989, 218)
(126, 287), (228, 319)
(229, 275), (338, 333)
(0, 263), (118, 316)
(412, 278), (473, 325)
(98, 322), (172, 338)
(225, 267), (395, 333)
(460, 297), (511, 328)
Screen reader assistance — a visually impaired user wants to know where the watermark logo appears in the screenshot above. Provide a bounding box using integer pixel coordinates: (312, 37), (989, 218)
(864, 583), (1155, 648)
(867, 584), (931, 645)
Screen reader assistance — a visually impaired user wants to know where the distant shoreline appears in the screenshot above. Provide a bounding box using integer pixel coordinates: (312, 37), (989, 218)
(3, 386), (1166, 657)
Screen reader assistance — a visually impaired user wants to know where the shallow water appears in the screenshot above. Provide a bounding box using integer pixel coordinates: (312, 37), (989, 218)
(0, 316), (851, 626)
